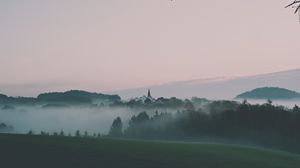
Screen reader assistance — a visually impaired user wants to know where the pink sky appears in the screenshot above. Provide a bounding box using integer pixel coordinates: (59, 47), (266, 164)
(0, 0), (300, 96)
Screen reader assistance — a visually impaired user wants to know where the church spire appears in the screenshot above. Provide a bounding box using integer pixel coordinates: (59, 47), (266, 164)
(147, 89), (152, 98)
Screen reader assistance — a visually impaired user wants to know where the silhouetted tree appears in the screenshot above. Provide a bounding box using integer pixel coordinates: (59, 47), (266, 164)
(84, 131), (89, 137)
(120, 100), (300, 154)
(293, 104), (300, 113)
(109, 117), (123, 137)
(75, 130), (81, 137)
(27, 130), (34, 135)
(242, 99), (248, 105)
(40, 131), (48, 136)
(0, 123), (14, 133)
(59, 130), (65, 136)
(184, 99), (196, 111)
(267, 99), (273, 105)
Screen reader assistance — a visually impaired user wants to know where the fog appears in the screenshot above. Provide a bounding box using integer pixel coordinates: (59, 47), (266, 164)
(0, 106), (137, 135)
(0, 104), (179, 135)
(1, 98), (299, 135)
(236, 99), (300, 108)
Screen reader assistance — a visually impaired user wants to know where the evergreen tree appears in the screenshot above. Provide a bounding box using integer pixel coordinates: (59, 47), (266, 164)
(293, 104), (300, 113)
(75, 130), (81, 137)
(59, 130), (65, 136)
(109, 117), (123, 137)
(53, 132), (58, 136)
(84, 131), (89, 137)
(27, 130), (34, 135)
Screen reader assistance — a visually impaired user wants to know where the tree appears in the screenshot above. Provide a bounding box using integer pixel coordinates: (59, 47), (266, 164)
(293, 104), (300, 113)
(267, 99), (273, 105)
(84, 131), (89, 137)
(59, 130), (65, 136)
(184, 99), (196, 111)
(27, 130), (34, 135)
(109, 117), (123, 137)
(286, 1), (300, 14)
(129, 112), (150, 126)
(75, 130), (81, 137)
(40, 131), (47, 136)
(53, 132), (58, 136)
(242, 99), (248, 105)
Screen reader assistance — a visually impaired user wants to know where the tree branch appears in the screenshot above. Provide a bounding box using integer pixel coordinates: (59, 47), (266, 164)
(286, 1), (300, 14)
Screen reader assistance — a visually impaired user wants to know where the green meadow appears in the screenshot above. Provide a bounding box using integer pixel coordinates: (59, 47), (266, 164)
(1, 134), (300, 168)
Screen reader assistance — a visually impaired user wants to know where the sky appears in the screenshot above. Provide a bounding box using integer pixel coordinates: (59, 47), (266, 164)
(0, 0), (300, 96)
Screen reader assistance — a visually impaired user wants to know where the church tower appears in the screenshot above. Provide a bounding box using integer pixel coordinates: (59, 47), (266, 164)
(147, 89), (152, 98)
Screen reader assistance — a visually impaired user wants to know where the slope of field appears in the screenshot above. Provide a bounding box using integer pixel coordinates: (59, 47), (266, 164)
(1, 134), (300, 168)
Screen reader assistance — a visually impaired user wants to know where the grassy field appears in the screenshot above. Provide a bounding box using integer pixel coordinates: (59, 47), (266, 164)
(0, 134), (300, 168)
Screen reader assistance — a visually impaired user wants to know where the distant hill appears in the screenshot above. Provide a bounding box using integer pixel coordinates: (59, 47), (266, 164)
(111, 68), (300, 99)
(37, 90), (121, 104)
(0, 94), (8, 99)
(0, 93), (37, 105)
(0, 90), (121, 105)
(2, 68), (300, 99)
(235, 87), (300, 100)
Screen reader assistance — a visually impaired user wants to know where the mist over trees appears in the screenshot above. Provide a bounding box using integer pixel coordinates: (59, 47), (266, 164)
(110, 100), (300, 154)
(0, 122), (14, 133)
(3, 88), (300, 154)
(109, 117), (123, 137)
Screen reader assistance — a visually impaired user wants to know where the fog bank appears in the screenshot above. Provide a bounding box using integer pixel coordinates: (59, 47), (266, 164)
(0, 106), (135, 134)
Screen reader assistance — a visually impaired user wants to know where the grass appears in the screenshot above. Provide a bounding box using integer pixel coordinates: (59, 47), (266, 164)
(1, 134), (300, 168)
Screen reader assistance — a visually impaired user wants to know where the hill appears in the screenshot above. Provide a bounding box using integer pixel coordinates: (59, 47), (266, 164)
(236, 87), (300, 100)
(1, 134), (300, 168)
(2, 68), (300, 100)
(0, 90), (120, 105)
(37, 90), (121, 104)
(111, 68), (300, 99)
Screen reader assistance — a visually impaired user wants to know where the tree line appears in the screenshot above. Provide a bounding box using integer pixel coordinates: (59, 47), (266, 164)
(109, 100), (300, 154)
(27, 129), (102, 138)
